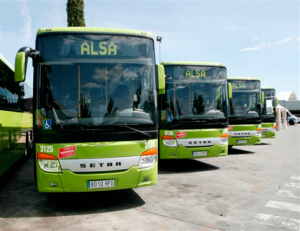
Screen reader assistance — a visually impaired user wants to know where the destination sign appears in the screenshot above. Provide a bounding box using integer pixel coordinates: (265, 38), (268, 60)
(230, 80), (260, 90)
(81, 41), (117, 56)
(185, 70), (206, 78)
(165, 66), (226, 81)
(37, 34), (153, 60)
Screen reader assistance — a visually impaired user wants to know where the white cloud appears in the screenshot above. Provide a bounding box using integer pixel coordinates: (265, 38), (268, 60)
(275, 36), (293, 44)
(241, 36), (294, 52)
(240, 45), (263, 52)
(252, 36), (261, 41)
(19, 0), (32, 44)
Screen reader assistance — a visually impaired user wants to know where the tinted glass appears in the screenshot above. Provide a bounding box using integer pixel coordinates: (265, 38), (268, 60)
(228, 80), (261, 119)
(37, 34), (156, 131)
(160, 65), (227, 124)
(262, 89), (276, 119)
(0, 58), (32, 112)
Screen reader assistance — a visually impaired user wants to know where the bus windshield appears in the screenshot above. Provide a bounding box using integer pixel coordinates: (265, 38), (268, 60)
(160, 65), (227, 124)
(36, 34), (156, 130)
(229, 80), (261, 119)
(262, 89), (276, 120)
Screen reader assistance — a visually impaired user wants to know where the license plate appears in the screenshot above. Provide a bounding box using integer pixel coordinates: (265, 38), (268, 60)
(237, 140), (247, 144)
(192, 151), (207, 157)
(88, 180), (115, 189)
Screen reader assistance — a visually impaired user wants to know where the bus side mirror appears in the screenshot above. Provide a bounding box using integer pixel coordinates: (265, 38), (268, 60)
(157, 64), (165, 95)
(261, 91), (264, 103)
(15, 47), (33, 82)
(227, 83), (232, 99)
(276, 98), (278, 106)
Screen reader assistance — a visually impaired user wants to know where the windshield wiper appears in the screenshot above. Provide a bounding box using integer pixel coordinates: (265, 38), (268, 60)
(118, 125), (152, 139)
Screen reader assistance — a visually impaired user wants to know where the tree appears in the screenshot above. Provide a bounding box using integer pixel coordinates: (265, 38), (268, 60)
(66, 0), (86, 27)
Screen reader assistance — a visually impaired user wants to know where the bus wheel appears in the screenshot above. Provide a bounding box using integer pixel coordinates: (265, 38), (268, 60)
(289, 120), (295, 125)
(25, 132), (30, 157)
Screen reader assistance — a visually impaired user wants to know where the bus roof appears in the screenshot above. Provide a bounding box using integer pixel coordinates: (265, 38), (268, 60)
(0, 54), (14, 72)
(261, 87), (275, 90)
(161, 61), (226, 67)
(228, 77), (260, 81)
(37, 27), (154, 39)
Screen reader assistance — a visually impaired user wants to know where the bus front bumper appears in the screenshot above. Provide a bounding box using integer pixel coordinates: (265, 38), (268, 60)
(229, 135), (261, 146)
(160, 144), (228, 159)
(262, 131), (276, 139)
(36, 162), (157, 193)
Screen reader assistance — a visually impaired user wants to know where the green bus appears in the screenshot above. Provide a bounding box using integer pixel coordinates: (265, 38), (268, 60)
(0, 54), (33, 178)
(158, 62), (230, 159)
(261, 87), (277, 138)
(14, 27), (165, 192)
(228, 77), (263, 147)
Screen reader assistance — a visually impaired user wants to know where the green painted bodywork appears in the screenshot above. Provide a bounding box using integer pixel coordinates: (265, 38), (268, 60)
(161, 61), (225, 67)
(159, 129), (228, 159)
(228, 77), (260, 81)
(0, 110), (32, 177)
(261, 122), (276, 139)
(228, 124), (261, 146)
(37, 27), (154, 39)
(35, 140), (158, 192)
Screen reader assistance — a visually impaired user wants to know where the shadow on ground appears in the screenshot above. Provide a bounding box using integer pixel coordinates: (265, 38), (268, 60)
(259, 142), (271, 145)
(0, 157), (144, 218)
(228, 147), (255, 155)
(158, 159), (219, 174)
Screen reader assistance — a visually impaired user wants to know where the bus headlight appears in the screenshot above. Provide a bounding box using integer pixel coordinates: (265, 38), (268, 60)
(220, 133), (229, 145)
(272, 123), (277, 132)
(162, 135), (177, 147)
(37, 153), (62, 173)
(139, 148), (157, 168)
(256, 127), (262, 137)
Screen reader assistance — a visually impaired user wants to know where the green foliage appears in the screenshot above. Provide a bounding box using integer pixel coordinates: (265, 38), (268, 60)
(66, 0), (86, 27)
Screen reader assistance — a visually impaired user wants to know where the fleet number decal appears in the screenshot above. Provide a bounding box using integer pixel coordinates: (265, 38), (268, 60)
(145, 140), (156, 149)
(40, 145), (53, 153)
(164, 131), (174, 136)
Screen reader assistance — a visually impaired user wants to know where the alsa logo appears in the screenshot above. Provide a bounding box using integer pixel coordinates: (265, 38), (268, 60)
(80, 162), (121, 168)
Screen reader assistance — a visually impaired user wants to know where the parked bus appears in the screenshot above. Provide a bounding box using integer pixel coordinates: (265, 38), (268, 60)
(158, 62), (230, 159)
(261, 87), (277, 138)
(0, 54), (33, 178)
(228, 77), (262, 147)
(14, 27), (165, 192)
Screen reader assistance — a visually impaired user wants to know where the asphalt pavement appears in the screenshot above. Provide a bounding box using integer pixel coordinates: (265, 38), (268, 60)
(0, 125), (299, 231)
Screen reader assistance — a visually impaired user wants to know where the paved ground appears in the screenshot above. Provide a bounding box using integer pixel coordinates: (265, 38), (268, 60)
(0, 125), (299, 231)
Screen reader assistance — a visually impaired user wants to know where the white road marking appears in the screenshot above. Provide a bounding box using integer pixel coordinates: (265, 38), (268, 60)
(255, 213), (300, 230)
(291, 175), (300, 180)
(285, 182), (300, 189)
(265, 201), (300, 213)
(276, 190), (300, 199)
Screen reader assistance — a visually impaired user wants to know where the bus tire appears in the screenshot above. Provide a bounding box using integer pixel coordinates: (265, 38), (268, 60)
(25, 132), (29, 157)
(289, 120), (295, 125)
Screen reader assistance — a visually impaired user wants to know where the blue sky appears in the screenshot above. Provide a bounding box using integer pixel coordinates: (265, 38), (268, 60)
(0, 0), (299, 97)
